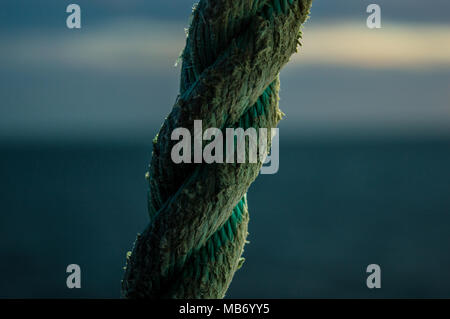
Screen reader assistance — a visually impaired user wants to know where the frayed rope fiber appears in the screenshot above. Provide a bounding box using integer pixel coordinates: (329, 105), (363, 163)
(122, 0), (312, 299)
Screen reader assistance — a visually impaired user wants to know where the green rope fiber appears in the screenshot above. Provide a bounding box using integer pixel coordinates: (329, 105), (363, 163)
(122, 0), (312, 299)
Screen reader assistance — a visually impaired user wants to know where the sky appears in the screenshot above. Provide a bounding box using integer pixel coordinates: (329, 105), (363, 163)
(0, 0), (449, 141)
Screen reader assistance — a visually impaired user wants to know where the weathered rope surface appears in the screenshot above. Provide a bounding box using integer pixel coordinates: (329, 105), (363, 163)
(122, 0), (312, 299)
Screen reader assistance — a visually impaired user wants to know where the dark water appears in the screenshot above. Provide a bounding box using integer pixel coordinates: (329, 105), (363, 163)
(0, 139), (449, 298)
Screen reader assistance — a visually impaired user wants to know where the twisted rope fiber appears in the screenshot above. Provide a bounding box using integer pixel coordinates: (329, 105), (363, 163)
(122, 0), (312, 299)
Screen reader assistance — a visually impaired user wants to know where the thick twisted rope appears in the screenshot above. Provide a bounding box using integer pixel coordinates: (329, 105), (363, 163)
(122, 0), (312, 299)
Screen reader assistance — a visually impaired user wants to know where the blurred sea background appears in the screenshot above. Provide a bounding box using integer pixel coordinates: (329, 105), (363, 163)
(0, 0), (449, 298)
